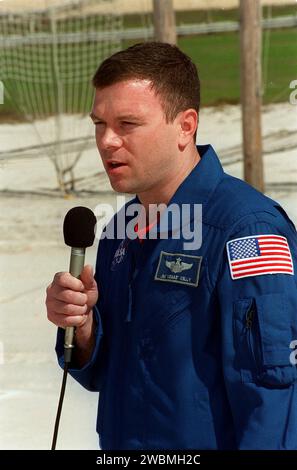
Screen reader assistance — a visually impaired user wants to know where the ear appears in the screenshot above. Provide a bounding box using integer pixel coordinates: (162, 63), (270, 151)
(177, 109), (198, 150)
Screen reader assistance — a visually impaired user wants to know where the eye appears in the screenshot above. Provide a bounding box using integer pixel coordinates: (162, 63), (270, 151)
(121, 121), (137, 127)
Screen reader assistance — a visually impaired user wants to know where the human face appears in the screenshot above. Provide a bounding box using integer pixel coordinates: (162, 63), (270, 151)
(90, 79), (182, 198)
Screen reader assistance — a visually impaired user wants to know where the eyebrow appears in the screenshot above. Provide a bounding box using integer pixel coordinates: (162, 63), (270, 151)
(89, 112), (144, 122)
(89, 112), (101, 122)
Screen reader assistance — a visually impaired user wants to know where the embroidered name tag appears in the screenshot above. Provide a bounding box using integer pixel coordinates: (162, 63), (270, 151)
(154, 251), (202, 287)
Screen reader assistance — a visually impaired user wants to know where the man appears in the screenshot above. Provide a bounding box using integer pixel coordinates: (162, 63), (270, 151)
(46, 42), (297, 450)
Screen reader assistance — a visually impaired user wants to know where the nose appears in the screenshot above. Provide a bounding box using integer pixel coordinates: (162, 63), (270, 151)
(97, 126), (123, 150)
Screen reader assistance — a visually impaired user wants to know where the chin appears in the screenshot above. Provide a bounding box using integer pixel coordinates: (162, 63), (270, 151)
(110, 180), (135, 195)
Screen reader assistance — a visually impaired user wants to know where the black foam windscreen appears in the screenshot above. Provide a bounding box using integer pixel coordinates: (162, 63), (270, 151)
(63, 206), (97, 248)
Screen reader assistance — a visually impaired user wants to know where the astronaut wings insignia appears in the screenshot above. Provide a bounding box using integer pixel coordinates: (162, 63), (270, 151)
(165, 257), (193, 274)
(155, 251), (202, 287)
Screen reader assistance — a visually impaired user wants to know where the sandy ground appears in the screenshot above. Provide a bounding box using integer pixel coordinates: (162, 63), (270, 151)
(0, 101), (296, 449)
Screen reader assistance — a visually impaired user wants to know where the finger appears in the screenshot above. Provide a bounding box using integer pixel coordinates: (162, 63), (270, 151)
(80, 265), (96, 290)
(55, 289), (88, 306)
(46, 283), (52, 294)
(48, 311), (88, 329)
(49, 299), (88, 316)
(53, 272), (84, 291)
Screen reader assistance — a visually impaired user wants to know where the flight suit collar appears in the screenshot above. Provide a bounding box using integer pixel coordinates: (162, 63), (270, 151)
(170, 144), (224, 207)
(151, 144), (224, 234)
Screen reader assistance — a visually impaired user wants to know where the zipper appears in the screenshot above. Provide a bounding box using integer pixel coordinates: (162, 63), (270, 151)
(244, 302), (259, 373)
(245, 304), (255, 329)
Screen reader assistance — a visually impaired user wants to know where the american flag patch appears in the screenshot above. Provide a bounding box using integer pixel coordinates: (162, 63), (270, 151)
(226, 234), (294, 280)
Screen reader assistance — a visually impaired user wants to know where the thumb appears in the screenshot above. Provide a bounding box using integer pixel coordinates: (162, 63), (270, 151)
(80, 264), (96, 290)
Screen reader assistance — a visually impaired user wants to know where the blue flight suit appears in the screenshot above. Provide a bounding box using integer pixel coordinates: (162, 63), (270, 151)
(56, 144), (297, 449)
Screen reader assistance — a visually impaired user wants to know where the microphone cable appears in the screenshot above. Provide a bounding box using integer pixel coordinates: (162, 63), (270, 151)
(51, 360), (70, 450)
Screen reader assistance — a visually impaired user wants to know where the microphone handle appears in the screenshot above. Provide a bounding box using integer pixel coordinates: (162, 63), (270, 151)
(64, 247), (86, 363)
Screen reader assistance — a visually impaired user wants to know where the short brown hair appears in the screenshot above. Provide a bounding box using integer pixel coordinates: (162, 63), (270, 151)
(92, 42), (200, 141)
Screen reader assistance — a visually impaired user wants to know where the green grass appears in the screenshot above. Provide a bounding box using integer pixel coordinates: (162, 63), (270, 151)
(123, 5), (297, 28)
(123, 28), (297, 107)
(179, 29), (297, 106)
(178, 33), (241, 106)
(1, 13), (296, 120)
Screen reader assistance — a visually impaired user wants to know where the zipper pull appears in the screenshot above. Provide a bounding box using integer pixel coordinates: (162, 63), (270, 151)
(245, 306), (255, 329)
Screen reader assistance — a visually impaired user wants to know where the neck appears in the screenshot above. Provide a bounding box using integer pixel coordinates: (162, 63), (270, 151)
(138, 146), (201, 214)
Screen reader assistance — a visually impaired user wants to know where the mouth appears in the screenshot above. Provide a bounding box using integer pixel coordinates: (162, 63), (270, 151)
(106, 160), (128, 174)
(107, 161), (126, 169)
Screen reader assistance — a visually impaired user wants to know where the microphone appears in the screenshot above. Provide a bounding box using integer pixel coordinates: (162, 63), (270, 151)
(63, 206), (97, 363)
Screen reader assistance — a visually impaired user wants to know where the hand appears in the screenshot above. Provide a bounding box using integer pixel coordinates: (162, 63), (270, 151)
(45, 264), (98, 331)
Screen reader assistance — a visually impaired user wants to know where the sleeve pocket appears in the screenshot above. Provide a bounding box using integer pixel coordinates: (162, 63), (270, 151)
(256, 293), (291, 366)
(233, 293), (297, 387)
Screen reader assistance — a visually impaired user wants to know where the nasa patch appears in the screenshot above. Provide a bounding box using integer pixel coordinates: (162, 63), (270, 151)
(111, 239), (129, 271)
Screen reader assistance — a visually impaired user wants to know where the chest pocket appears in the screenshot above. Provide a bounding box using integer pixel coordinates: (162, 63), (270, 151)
(161, 290), (192, 325)
(144, 256), (210, 339)
(233, 293), (297, 387)
(143, 289), (193, 345)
